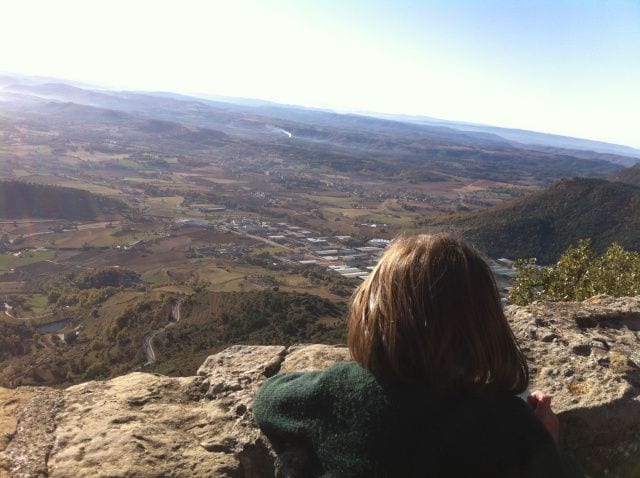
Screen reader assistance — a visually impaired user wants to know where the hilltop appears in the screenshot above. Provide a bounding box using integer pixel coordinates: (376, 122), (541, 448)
(612, 163), (640, 187)
(1, 296), (639, 477)
(433, 177), (640, 264)
(0, 181), (128, 220)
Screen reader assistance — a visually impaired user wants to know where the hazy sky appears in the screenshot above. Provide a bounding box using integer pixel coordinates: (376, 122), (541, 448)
(2, 0), (639, 147)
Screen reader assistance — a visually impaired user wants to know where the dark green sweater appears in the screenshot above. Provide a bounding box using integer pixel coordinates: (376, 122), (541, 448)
(253, 361), (582, 478)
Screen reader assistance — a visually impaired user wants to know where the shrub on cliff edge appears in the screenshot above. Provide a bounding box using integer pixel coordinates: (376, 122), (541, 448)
(510, 239), (640, 305)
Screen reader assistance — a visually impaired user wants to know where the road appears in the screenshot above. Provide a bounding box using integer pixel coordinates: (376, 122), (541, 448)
(229, 229), (297, 252)
(457, 192), (468, 209)
(143, 299), (182, 366)
(3, 303), (14, 319)
(19, 221), (120, 238)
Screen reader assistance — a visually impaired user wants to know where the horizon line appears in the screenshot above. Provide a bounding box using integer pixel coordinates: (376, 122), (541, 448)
(2, 70), (640, 153)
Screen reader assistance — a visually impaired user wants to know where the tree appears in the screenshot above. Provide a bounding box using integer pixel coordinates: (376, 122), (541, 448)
(510, 239), (640, 305)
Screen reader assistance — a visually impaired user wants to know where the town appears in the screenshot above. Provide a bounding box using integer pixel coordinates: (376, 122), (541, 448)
(175, 215), (517, 293)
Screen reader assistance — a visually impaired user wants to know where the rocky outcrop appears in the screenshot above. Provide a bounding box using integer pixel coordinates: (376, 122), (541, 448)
(507, 295), (640, 477)
(1, 296), (639, 477)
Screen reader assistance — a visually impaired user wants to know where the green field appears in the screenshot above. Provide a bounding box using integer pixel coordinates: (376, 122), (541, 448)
(53, 180), (124, 196)
(198, 267), (245, 285)
(300, 193), (355, 207)
(142, 269), (173, 286)
(51, 228), (159, 248)
(91, 232), (159, 248)
(0, 250), (56, 271)
(250, 245), (287, 256)
(25, 294), (49, 314)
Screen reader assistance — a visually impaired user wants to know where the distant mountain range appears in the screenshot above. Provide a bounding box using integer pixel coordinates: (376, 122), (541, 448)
(1, 73), (638, 169)
(0, 74), (634, 191)
(0, 79), (525, 148)
(373, 113), (640, 164)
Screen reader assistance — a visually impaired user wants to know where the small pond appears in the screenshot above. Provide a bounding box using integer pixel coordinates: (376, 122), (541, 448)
(37, 319), (70, 333)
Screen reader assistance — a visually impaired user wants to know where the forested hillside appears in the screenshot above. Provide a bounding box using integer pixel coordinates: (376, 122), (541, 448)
(151, 290), (346, 376)
(441, 178), (640, 263)
(612, 163), (640, 187)
(0, 289), (346, 387)
(0, 181), (128, 220)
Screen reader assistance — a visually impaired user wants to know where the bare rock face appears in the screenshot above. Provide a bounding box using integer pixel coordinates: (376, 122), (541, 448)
(0, 387), (61, 478)
(1, 346), (291, 478)
(507, 296), (640, 477)
(280, 344), (349, 373)
(1, 297), (639, 477)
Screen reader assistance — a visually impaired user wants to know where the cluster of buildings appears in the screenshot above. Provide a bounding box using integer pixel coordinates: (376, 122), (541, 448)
(172, 215), (518, 287)
(224, 217), (391, 281)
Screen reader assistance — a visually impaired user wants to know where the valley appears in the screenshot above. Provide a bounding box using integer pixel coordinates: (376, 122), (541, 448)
(0, 75), (638, 388)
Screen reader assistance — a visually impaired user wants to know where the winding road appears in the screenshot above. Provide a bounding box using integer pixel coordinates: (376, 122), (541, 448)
(143, 299), (182, 366)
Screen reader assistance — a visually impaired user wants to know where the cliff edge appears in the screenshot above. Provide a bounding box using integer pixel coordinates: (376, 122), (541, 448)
(1, 296), (639, 477)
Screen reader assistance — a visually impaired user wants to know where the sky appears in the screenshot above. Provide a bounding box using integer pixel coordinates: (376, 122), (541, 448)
(1, 0), (639, 148)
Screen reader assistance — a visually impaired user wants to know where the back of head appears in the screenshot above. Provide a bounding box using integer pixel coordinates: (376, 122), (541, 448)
(348, 234), (528, 393)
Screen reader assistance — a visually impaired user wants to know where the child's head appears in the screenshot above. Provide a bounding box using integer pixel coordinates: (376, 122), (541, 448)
(348, 234), (528, 392)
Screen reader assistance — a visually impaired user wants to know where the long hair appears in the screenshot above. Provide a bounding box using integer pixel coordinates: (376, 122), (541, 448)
(348, 234), (529, 393)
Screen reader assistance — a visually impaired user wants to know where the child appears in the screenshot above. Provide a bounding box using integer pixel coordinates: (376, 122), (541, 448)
(254, 234), (581, 477)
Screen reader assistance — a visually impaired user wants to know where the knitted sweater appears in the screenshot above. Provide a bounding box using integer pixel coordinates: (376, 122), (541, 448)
(253, 361), (583, 478)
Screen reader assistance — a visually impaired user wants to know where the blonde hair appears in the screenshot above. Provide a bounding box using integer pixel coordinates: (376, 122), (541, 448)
(348, 234), (528, 392)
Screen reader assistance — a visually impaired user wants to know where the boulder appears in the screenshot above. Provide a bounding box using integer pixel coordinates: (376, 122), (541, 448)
(1, 296), (639, 477)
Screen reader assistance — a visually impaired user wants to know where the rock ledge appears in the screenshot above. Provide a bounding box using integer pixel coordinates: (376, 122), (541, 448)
(1, 296), (639, 477)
